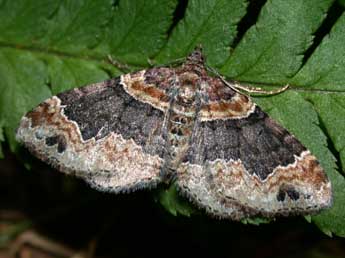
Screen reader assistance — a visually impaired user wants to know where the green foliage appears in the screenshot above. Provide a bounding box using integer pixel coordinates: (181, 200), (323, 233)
(157, 185), (196, 217)
(0, 0), (60, 44)
(40, 0), (112, 53)
(221, 0), (333, 83)
(46, 56), (112, 94)
(104, 0), (178, 65)
(0, 0), (344, 236)
(0, 48), (51, 151)
(156, 0), (248, 66)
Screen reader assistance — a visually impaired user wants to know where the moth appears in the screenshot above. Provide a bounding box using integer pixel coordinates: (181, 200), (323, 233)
(16, 49), (332, 220)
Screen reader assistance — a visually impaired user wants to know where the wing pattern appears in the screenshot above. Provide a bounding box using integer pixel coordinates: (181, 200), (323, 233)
(17, 49), (332, 219)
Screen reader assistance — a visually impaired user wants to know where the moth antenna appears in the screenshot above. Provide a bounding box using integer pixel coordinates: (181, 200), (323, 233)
(206, 65), (289, 95)
(107, 54), (131, 72)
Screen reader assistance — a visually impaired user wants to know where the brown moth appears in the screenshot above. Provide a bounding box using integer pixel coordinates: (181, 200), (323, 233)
(16, 49), (332, 220)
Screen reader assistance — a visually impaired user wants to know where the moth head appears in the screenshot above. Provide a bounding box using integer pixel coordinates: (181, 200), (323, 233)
(185, 46), (205, 65)
(183, 47), (207, 76)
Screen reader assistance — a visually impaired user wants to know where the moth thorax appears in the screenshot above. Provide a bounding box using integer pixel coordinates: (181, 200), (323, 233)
(177, 72), (198, 101)
(178, 85), (196, 105)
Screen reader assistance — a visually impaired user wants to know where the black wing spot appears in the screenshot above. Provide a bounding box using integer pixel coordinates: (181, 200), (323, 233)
(286, 188), (300, 201)
(277, 189), (286, 202)
(45, 135), (67, 153)
(277, 185), (300, 202)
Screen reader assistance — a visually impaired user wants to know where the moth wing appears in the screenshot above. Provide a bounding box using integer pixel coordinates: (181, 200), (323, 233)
(176, 85), (332, 219)
(17, 70), (172, 193)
